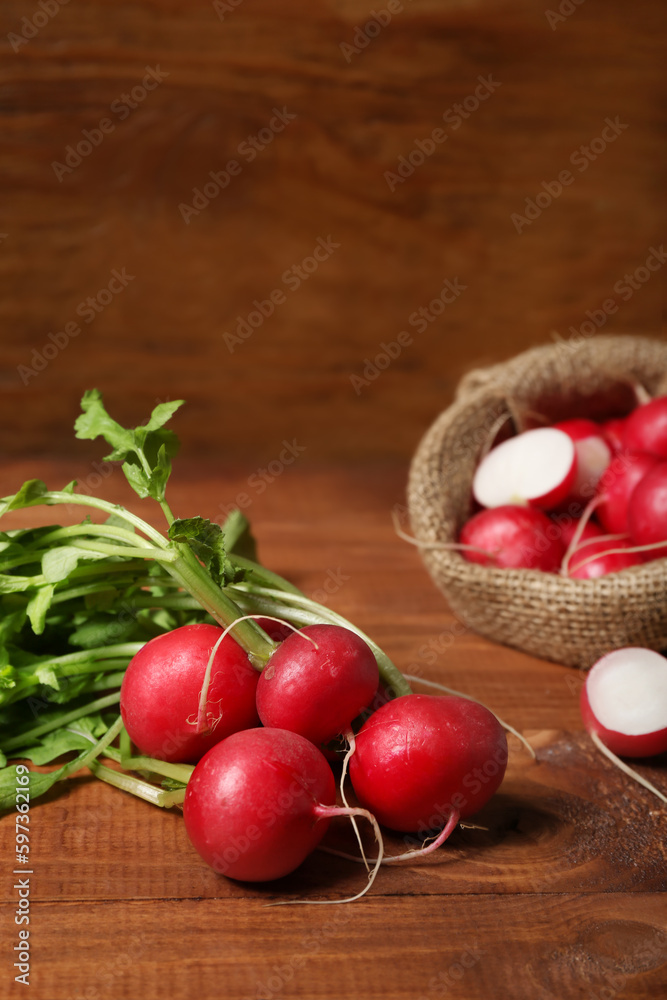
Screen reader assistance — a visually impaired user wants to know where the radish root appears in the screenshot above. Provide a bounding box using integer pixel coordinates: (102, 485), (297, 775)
(391, 511), (496, 559)
(560, 494), (606, 577)
(267, 805), (384, 906)
(320, 806), (461, 865)
(590, 731), (667, 805)
(340, 729), (369, 872)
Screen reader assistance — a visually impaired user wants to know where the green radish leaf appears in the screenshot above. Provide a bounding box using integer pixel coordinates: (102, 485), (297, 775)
(221, 509), (258, 561)
(42, 546), (108, 584)
(5, 479), (49, 512)
(168, 517), (243, 587)
(34, 664), (60, 690)
(74, 390), (184, 502)
(17, 715), (107, 765)
(0, 750), (6, 768)
(26, 585), (55, 635)
(0, 574), (40, 594)
(0, 756), (87, 810)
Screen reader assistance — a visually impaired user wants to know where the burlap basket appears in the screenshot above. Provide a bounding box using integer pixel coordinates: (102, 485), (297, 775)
(408, 335), (667, 668)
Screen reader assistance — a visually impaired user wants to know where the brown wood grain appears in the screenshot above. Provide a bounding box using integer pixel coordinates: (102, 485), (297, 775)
(1, 462), (666, 999)
(0, 1), (665, 464)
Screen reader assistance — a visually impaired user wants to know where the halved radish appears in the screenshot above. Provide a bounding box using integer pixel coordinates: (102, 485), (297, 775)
(459, 506), (564, 571)
(553, 419), (611, 501)
(581, 648), (667, 758)
(596, 451), (659, 534)
(472, 428), (576, 511)
(623, 397), (667, 459)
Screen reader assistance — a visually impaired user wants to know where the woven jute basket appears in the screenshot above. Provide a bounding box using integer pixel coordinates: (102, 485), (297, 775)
(408, 335), (667, 668)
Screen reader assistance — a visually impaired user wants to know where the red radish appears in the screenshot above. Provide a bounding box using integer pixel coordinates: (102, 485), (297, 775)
(601, 417), (627, 455)
(553, 419), (611, 500)
(552, 516), (603, 549)
(459, 506), (564, 571)
(472, 427), (576, 511)
(627, 461), (667, 558)
(348, 694), (508, 832)
(252, 616), (294, 642)
(120, 623), (260, 763)
(623, 397), (667, 459)
(183, 728), (338, 881)
(256, 624), (379, 745)
(568, 537), (645, 579)
(596, 451), (659, 534)
(581, 648), (667, 758)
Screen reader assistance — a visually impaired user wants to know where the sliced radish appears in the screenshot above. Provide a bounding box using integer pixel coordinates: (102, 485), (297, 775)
(596, 451), (660, 534)
(623, 397), (667, 459)
(627, 460), (667, 559)
(581, 648), (667, 758)
(459, 505), (564, 571)
(554, 419), (611, 501)
(472, 428), (576, 511)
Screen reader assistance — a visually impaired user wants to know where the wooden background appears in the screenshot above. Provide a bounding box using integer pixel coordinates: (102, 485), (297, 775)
(1, 1), (666, 998)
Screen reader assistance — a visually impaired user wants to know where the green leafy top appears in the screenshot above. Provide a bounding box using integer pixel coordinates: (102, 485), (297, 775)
(74, 390), (185, 503)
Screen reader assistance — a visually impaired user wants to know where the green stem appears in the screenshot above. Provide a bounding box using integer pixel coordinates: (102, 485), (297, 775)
(67, 538), (174, 562)
(24, 643), (144, 669)
(37, 492), (170, 549)
(90, 761), (186, 808)
(228, 584), (412, 697)
(165, 544), (278, 665)
(62, 714), (123, 778)
(1, 692), (121, 751)
(38, 523), (153, 549)
(105, 744), (194, 783)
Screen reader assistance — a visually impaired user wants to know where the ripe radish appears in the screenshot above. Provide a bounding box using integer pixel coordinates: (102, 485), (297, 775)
(555, 516), (603, 549)
(348, 694), (508, 833)
(472, 427), (576, 511)
(256, 624), (379, 745)
(120, 623), (260, 763)
(459, 506), (564, 571)
(568, 537), (645, 579)
(623, 397), (667, 459)
(627, 461), (667, 558)
(553, 419), (611, 501)
(581, 648), (667, 759)
(183, 727), (382, 885)
(596, 451), (659, 534)
(601, 417), (627, 455)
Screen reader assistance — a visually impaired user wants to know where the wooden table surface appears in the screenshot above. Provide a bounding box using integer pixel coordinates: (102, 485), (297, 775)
(1, 457), (666, 1000)
(2, 0), (666, 995)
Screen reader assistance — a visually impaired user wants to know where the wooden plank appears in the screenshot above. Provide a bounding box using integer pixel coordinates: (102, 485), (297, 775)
(1, 894), (665, 1000)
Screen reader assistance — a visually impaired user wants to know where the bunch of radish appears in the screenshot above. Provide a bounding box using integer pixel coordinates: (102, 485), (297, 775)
(458, 395), (667, 578)
(119, 617), (512, 896)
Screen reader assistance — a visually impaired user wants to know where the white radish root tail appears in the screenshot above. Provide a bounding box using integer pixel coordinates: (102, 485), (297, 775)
(590, 732), (667, 805)
(266, 805), (384, 907)
(340, 729), (369, 872)
(320, 806), (461, 865)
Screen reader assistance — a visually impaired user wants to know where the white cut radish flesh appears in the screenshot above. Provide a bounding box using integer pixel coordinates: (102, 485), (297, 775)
(581, 648), (667, 758)
(554, 419), (611, 501)
(472, 427), (576, 511)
